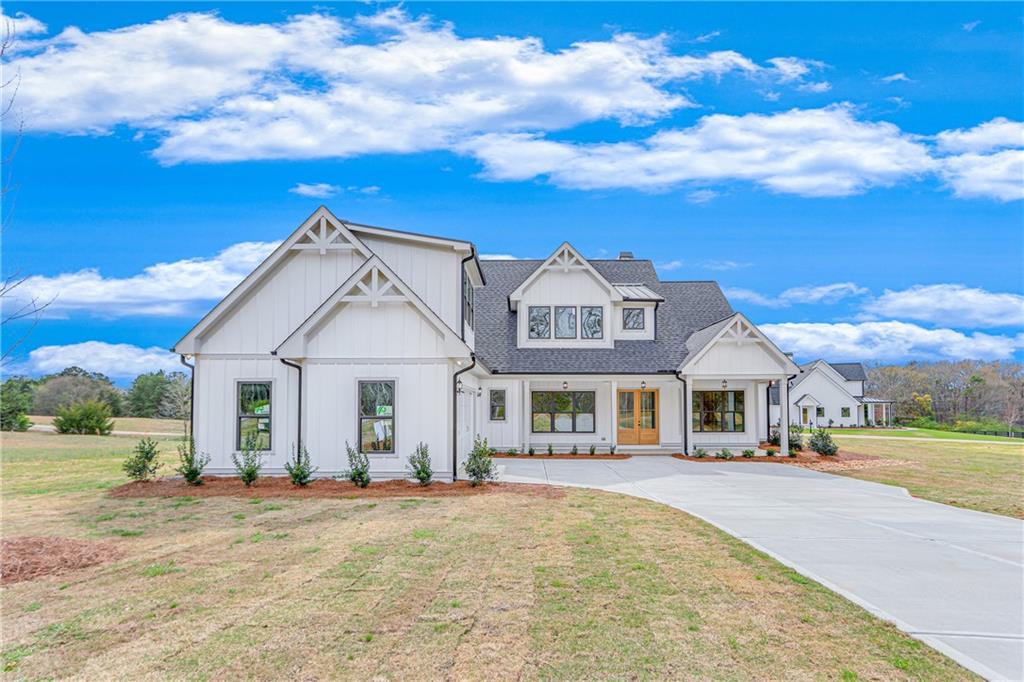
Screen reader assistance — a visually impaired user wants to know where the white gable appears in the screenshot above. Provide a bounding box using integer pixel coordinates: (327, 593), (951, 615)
(508, 242), (621, 310)
(680, 314), (800, 376)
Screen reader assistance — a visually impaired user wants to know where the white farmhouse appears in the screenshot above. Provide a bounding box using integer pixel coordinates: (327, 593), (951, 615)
(769, 360), (895, 429)
(174, 207), (806, 480)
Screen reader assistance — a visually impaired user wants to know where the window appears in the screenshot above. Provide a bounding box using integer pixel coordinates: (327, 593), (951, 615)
(622, 307), (645, 330)
(691, 390), (744, 432)
(359, 381), (394, 453)
(554, 306), (577, 339)
(489, 389), (506, 421)
(816, 407), (825, 418)
(841, 407), (851, 418)
(462, 270), (474, 329)
(581, 306), (604, 339)
(528, 306), (551, 339)
(237, 382), (271, 451)
(532, 391), (595, 433)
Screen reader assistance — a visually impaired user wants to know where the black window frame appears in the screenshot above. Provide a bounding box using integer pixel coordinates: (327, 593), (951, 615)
(358, 380), (396, 454)
(489, 389), (507, 421)
(622, 307), (645, 330)
(691, 390), (745, 433)
(531, 390), (596, 433)
(462, 269), (474, 330)
(237, 381), (272, 451)
(528, 305), (552, 339)
(554, 305), (577, 339)
(841, 407), (851, 418)
(580, 306), (604, 340)
(816, 407), (825, 418)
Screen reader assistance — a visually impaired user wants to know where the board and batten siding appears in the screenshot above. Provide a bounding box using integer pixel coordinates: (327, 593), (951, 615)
(689, 378), (760, 450)
(198, 249), (365, 354)
(304, 296), (452, 359)
(516, 269), (614, 349)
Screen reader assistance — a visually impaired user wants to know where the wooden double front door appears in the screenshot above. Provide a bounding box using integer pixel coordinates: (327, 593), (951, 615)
(617, 389), (659, 445)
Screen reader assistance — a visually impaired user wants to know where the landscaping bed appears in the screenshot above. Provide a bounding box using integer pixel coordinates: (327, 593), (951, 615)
(491, 453), (631, 460)
(1, 536), (123, 585)
(672, 448), (913, 472)
(109, 476), (564, 500)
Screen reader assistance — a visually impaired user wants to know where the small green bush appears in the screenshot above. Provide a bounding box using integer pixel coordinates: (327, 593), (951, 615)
(0, 377), (33, 432)
(54, 400), (113, 435)
(609, 444), (616, 454)
(123, 437), (162, 481)
(345, 441), (371, 488)
(768, 426), (781, 446)
(715, 448), (734, 460)
(570, 444), (578, 455)
(465, 436), (497, 486)
(506, 448), (517, 456)
(787, 447), (798, 457)
(589, 444), (596, 455)
(547, 443), (554, 455)
(692, 448), (708, 458)
(528, 446), (535, 456)
(175, 437), (210, 485)
(809, 428), (838, 456)
(406, 441), (432, 486)
(742, 449), (755, 458)
(232, 431), (264, 487)
(789, 425), (805, 451)
(285, 445), (319, 486)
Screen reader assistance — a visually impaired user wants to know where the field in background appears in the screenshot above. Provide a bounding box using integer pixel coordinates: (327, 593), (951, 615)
(826, 427), (1021, 443)
(0, 430), (972, 680)
(830, 435), (1024, 518)
(27, 416), (185, 435)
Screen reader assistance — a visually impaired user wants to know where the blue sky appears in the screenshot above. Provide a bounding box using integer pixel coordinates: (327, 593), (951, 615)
(1, 2), (1022, 382)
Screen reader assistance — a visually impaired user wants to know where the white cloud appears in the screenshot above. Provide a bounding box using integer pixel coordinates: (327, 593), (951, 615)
(289, 182), (340, 198)
(466, 104), (937, 197)
(702, 260), (751, 271)
(880, 72), (911, 83)
(797, 81), (831, 93)
(25, 341), (181, 378)
(962, 20), (981, 32)
(6, 9), (793, 164)
(863, 284), (1024, 328)
(762, 321), (1024, 362)
(691, 30), (721, 44)
(1, 10), (48, 37)
(686, 189), (719, 204)
(8, 241), (279, 317)
(939, 149), (1024, 201)
(767, 57), (818, 83)
(935, 117), (1024, 154)
(655, 260), (684, 271)
(725, 282), (866, 308)
(479, 253), (521, 260)
(347, 185), (380, 195)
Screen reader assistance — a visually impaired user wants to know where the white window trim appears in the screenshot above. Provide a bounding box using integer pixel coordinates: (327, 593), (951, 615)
(489, 388), (507, 422)
(235, 378), (275, 453)
(357, 378), (398, 456)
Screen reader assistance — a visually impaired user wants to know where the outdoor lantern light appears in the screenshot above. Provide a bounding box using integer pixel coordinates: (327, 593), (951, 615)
(721, 379), (728, 389)
(477, 387), (482, 397)
(562, 381), (568, 390)
(640, 380), (647, 389)
(456, 379), (463, 393)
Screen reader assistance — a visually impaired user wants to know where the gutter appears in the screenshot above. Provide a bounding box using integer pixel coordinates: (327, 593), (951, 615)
(452, 354), (477, 481)
(673, 371), (687, 454)
(179, 354), (195, 439)
(276, 354), (303, 454)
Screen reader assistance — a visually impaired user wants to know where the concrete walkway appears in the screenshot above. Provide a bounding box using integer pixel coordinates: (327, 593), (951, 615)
(499, 456), (1024, 680)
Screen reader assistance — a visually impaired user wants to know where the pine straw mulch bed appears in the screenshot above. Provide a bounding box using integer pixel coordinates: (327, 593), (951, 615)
(491, 453), (632, 460)
(673, 447), (913, 472)
(108, 476), (565, 500)
(1, 537), (124, 585)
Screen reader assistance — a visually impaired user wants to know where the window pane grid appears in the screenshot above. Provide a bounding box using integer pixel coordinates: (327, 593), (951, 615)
(691, 390), (744, 433)
(623, 307), (645, 330)
(531, 391), (595, 433)
(489, 389), (506, 421)
(237, 382), (271, 451)
(359, 381), (395, 453)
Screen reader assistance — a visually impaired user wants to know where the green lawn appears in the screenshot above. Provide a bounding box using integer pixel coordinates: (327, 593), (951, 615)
(830, 435), (1024, 518)
(27, 415), (186, 435)
(826, 427), (1022, 443)
(0, 430), (974, 680)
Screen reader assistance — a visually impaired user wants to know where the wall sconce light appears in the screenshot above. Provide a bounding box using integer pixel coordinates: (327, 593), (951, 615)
(562, 381), (568, 390)
(640, 380), (647, 389)
(721, 379), (728, 389)
(477, 387), (482, 397)
(456, 379), (463, 393)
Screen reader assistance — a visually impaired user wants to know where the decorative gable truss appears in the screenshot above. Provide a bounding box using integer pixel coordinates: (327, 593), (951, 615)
(276, 256), (471, 359)
(679, 313), (801, 376)
(291, 213), (365, 255)
(507, 242), (622, 310)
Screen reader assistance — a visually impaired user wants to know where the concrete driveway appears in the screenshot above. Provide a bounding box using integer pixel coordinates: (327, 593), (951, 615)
(499, 456), (1024, 680)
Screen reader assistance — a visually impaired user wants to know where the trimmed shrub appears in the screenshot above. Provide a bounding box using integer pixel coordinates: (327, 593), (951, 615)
(285, 445), (319, 486)
(692, 448), (708, 458)
(506, 448), (518, 455)
(609, 444), (616, 454)
(123, 437), (162, 481)
(589, 444), (596, 455)
(465, 436), (497, 486)
(528, 446), (535, 456)
(232, 431), (264, 487)
(715, 448), (734, 460)
(768, 426), (781, 446)
(175, 437), (210, 485)
(547, 443), (554, 455)
(809, 428), (838, 456)
(787, 447), (798, 457)
(570, 444), (578, 455)
(345, 441), (371, 488)
(406, 441), (432, 486)
(54, 400), (113, 435)
(788, 425), (805, 451)
(742, 449), (755, 458)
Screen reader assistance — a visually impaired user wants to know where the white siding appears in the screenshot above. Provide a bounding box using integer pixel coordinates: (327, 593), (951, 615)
(199, 250), (364, 354)
(688, 340), (789, 376)
(613, 302), (656, 341)
(776, 368), (862, 428)
(478, 380), (522, 450)
(690, 378), (759, 451)
(517, 269), (614, 349)
(305, 300), (448, 359)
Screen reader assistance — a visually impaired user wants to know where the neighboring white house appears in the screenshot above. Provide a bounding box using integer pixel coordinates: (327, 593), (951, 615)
(174, 207), (804, 481)
(769, 360), (895, 428)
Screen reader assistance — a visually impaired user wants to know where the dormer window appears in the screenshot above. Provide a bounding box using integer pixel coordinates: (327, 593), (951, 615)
(554, 306), (577, 339)
(623, 307), (645, 330)
(528, 306), (551, 339)
(581, 306), (603, 339)
(462, 269), (474, 330)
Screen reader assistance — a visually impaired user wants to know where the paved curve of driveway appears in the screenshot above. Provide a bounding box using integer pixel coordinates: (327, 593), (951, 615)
(499, 457), (1023, 681)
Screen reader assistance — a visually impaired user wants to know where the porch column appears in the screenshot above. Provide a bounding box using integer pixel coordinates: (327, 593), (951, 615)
(684, 377), (693, 455)
(779, 375), (790, 454)
(609, 380), (618, 451)
(522, 379), (530, 449)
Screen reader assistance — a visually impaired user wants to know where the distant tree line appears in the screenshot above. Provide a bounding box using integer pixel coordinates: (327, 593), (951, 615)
(0, 366), (191, 431)
(867, 360), (1024, 431)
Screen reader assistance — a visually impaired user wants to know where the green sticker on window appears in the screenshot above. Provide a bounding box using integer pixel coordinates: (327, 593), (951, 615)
(376, 406), (393, 416)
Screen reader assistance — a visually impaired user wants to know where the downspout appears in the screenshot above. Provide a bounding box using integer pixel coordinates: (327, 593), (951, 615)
(452, 354), (477, 481)
(277, 356), (303, 454)
(673, 371), (687, 455)
(179, 354), (195, 439)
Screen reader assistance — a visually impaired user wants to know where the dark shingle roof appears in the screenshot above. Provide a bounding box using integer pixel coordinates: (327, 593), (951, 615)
(828, 362), (867, 381)
(474, 259), (733, 373)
